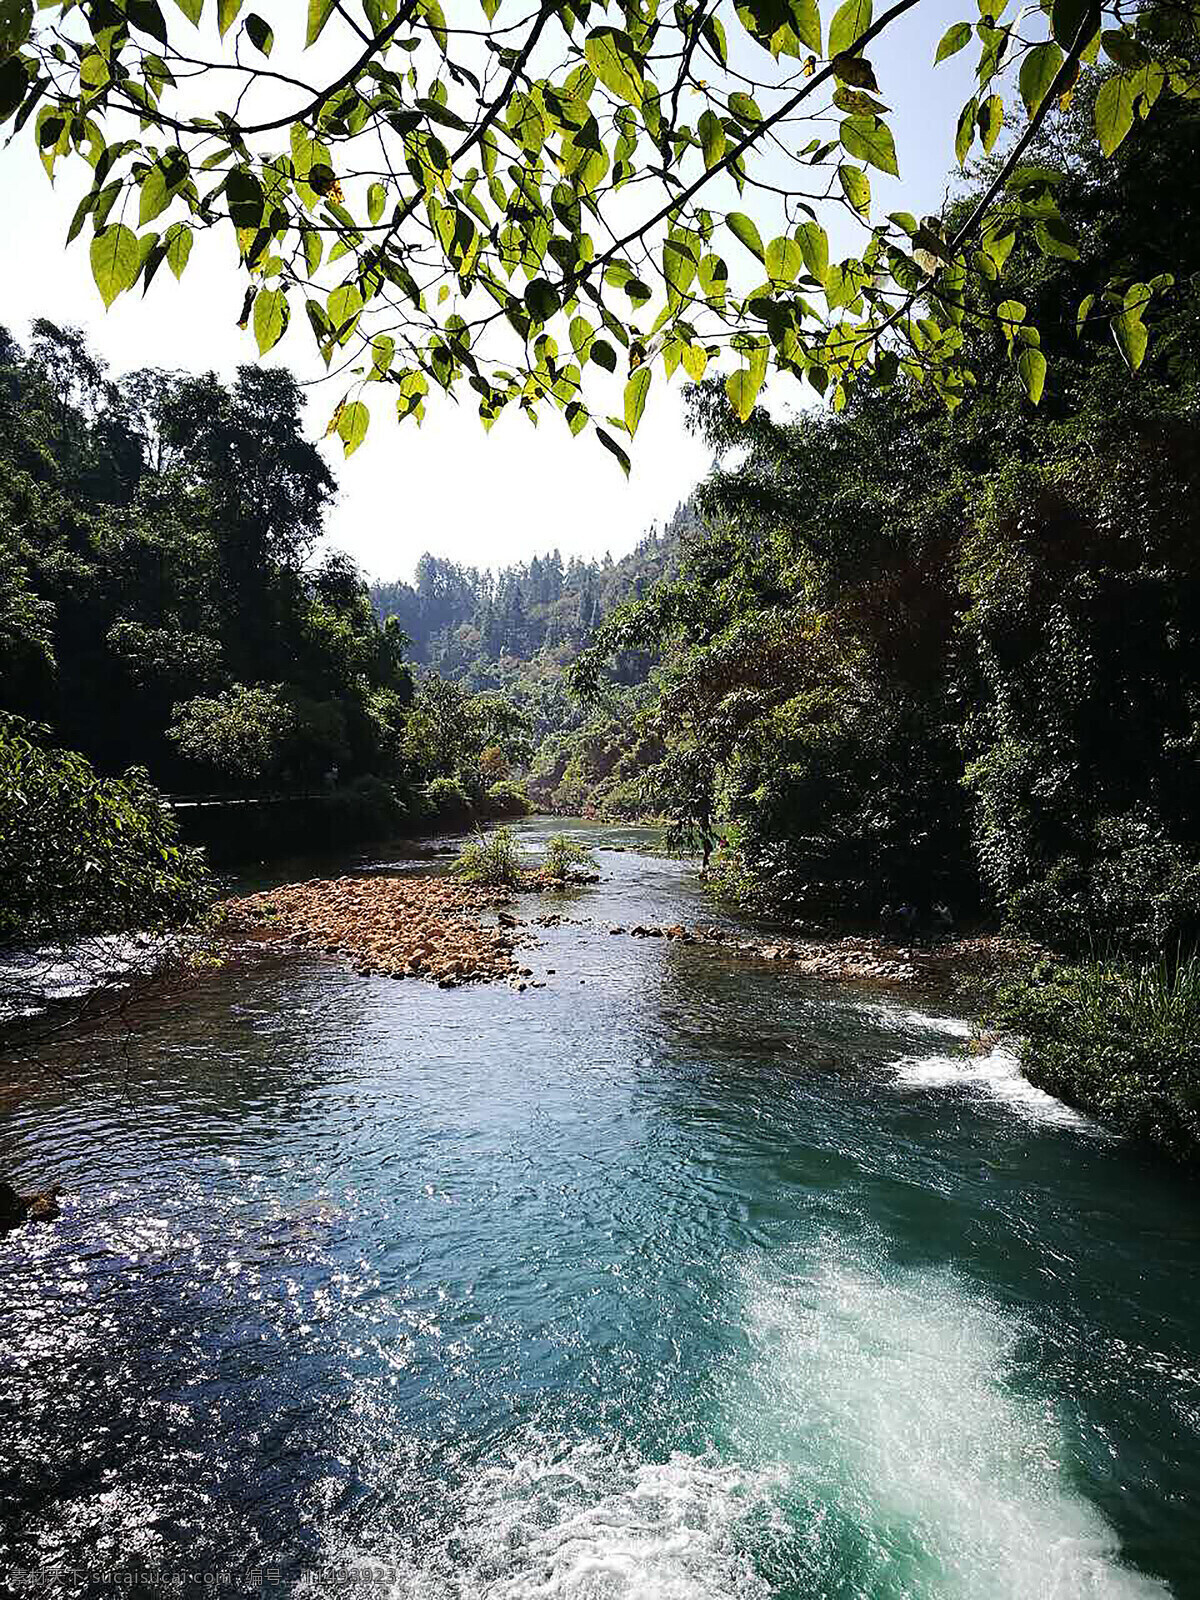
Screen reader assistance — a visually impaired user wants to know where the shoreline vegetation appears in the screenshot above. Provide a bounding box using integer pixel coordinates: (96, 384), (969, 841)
(5, 68), (1200, 1175)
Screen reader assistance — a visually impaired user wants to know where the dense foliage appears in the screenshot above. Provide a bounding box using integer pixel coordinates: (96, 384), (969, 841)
(6, 0), (1198, 465)
(0, 711), (211, 947)
(0, 322), (539, 824)
(994, 958), (1200, 1162)
(0, 323), (413, 787)
(571, 75), (1200, 955)
(0, 321), (545, 948)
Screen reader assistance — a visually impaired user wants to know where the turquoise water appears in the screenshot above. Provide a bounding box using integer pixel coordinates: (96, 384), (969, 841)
(2, 818), (1198, 1598)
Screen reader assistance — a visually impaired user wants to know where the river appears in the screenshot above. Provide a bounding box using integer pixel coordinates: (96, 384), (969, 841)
(2, 817), (1198, 1599)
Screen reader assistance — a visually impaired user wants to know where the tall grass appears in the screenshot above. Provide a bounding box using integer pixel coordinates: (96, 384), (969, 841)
(997, 954), (1200, 1162)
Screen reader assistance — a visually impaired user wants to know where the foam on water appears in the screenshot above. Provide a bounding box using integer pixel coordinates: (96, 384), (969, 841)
(851, 1001), (977, 1040)
(304, 1245), (1169, 1600)
(303, 1442), (780, 1599)
(892, 1042), (1095, 1128)
(732, 1247), (1170, 1598)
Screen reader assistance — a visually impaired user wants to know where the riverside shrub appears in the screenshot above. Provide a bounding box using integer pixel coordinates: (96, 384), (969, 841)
(997, 957), (1200, 1163)
(452, 828), (525, 889)
(543, 834), (598, 884)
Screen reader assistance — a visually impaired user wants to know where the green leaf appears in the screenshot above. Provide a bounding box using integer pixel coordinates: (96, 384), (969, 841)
(595, 425), (631, 476)
(1112, 309), (1147, 370)
(828, 0), (873, 59)
(569, 316), (595, 362)
(139, 167), (170, 226)
(306, 0), (337, 46)
(226, 167), (265, 230)
(765, 235), (802, 282)
(727, 211), (765, 261)
(1017, 345), (1046, 404)
(590, 339), (618, 372)
(838, 163), (871, 213)
(244, 12), (274, 54)
(791, 0), (821, 54)
(367, 181), (386, 224)
(90, 224), (140, 309)
(80, 52), (110, 90)
(955, 96), (977, 165)
(795, 220), (829, 284)
(726, 365), (763, 422)
(934, 22), (971, 63)
(336, 399), (370, 457)
(253, 286), (289, 354)
(171, 0), (204, 23)
(977, 93), (1003, 154)
(624, 366), (651, 436)
(682, 343), (709, 381)
(164, 222), (192, 279)
(839, 114), (898, 175)
(328, 282), (363, 340)
(370, 334), (396, 377)
(1019, 41), (1063, 115)
(1050, 0), (1097, 50)
(584, 27), (644, 106)
(1075, 292), (1094, 336)
(663, 235), (697, 300)
(1094, 72), (1135, 156)
(703, 12), (728, 64)
(698, 108), (726, 171)
(217, 0), (243, 37)
(995, 298), (1025, 345)
(832, 54), (879, 89)
(524, 277), (560, 322)
(728, 91), (763, 124)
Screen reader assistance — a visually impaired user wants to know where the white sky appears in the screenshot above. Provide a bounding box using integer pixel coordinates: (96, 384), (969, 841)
(0, 0), (972, 582)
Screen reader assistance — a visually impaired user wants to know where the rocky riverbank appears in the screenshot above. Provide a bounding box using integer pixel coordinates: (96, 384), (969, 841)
(610, 921), (1031, 988)
(221, 875), (523, 988)
(221, 870), (1030, 997)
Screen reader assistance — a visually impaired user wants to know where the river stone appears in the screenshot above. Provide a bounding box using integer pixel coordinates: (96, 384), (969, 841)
(0, 1183), (24, 1231)
(0, 1181), (62, 1231)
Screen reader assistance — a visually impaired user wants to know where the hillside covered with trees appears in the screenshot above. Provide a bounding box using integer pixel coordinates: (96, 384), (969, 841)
(369, 503), (698, 743)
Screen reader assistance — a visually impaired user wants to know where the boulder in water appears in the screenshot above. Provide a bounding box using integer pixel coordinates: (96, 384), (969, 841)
(0, 1180), (63, 1232)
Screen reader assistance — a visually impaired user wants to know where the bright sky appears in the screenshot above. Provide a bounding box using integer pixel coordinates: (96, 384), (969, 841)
(0, 0), (972, 582)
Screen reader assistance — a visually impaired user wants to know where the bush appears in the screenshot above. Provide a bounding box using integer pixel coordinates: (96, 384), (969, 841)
(486, 778), (533, 818)
(452, 826), (525, 887)
(0, 712), (213, 947)
(996, 956), (1200, 1162)
(424, 775), (474, 823)
(543, 833), (598, 883)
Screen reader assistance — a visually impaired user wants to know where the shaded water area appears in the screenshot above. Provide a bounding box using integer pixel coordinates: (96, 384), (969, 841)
(2, 818), (1198, 1599)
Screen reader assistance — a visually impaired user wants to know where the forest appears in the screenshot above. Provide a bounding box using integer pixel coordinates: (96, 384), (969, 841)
(368, 509), (693, 741)
(0, 331), (535, 944)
